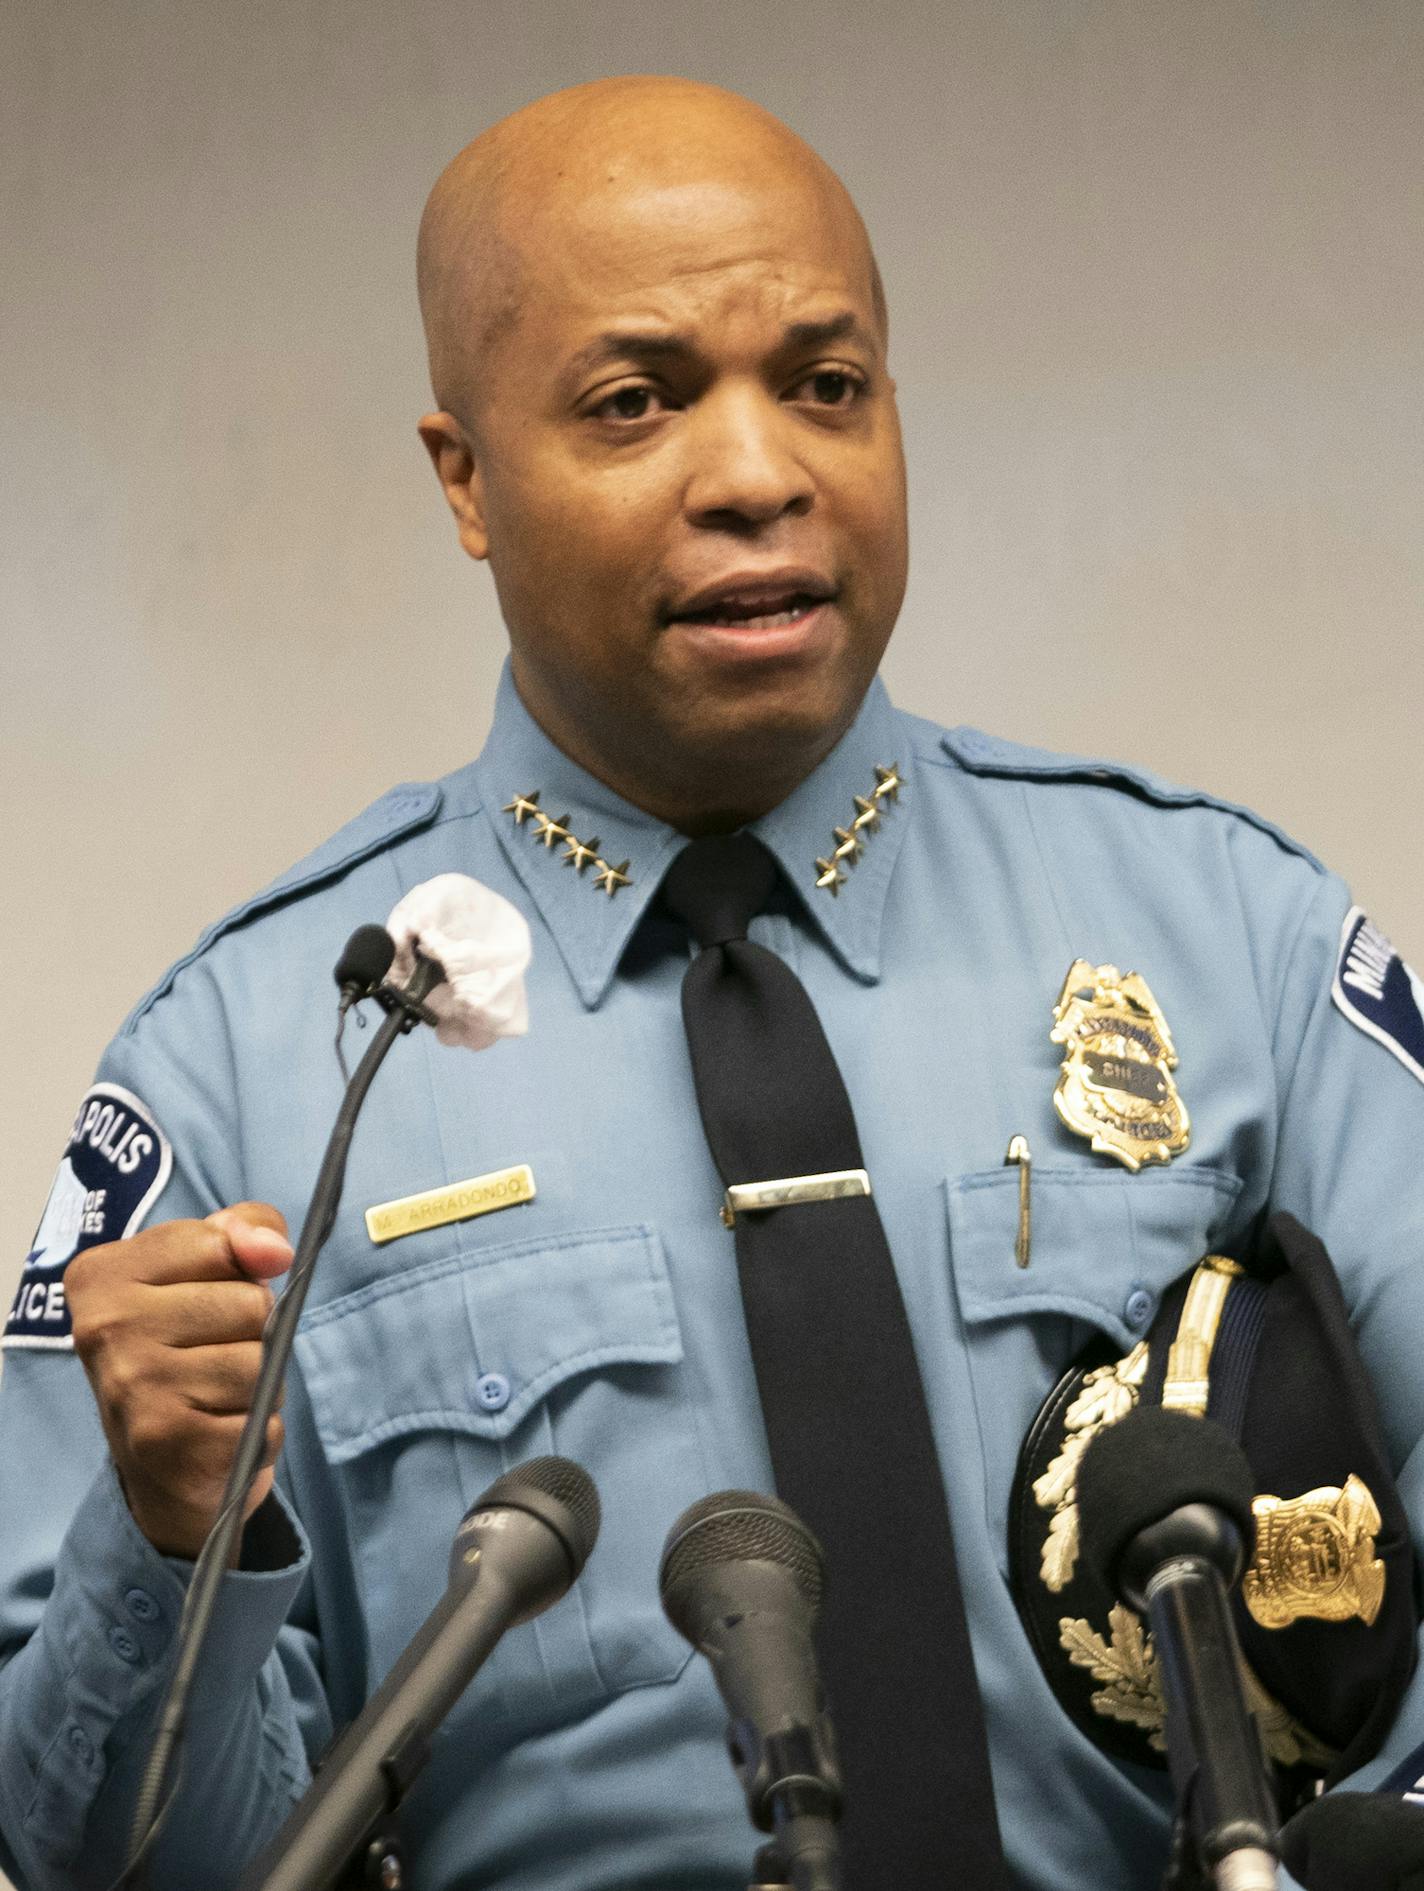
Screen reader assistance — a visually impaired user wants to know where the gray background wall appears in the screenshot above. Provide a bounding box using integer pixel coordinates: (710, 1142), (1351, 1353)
(0, 0), (1420, 1737)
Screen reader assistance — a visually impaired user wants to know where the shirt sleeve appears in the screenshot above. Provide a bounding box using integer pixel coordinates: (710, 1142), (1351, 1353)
(1267, 868), (1424, 1792)
(0, 957), (331, 1890)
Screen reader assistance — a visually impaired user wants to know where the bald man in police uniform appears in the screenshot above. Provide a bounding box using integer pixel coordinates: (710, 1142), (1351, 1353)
(2, 77), (1423, 1891)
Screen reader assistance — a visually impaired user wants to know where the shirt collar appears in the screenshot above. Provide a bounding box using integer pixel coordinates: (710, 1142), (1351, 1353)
(474, 663), (912, 1008)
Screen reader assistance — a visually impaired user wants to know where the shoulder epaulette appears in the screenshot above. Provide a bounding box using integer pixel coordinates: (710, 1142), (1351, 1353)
(122, 782), (444, 1033)
(940, 726), (1323, 870)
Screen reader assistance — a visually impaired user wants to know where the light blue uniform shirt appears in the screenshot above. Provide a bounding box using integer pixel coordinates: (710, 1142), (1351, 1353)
(3, 667), (1423, 1890)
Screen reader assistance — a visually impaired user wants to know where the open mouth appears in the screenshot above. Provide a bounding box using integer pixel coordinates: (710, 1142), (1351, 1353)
(666, 577), (838, 632)
(675, 593), (824, 630)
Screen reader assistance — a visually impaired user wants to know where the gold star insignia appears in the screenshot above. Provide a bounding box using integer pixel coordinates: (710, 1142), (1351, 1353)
(561, 833), (600, 873)
(873, 763), (903, 803)
(814, 856), (847, 896)
(592, 858), (631, 896)
(832, 825), (863, 865)
(503, 790), (542, 825)
(532, 810), (571, 848)
(851, 794), (881, 834)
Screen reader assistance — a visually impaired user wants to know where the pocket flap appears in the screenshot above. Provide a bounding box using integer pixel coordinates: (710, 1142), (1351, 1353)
(947, 1166), (1242, 1351)
(295, 1224), (680, 1460)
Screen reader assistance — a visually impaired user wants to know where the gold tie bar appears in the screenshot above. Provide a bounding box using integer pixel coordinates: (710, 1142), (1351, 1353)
(720, 1168), (872, 1227)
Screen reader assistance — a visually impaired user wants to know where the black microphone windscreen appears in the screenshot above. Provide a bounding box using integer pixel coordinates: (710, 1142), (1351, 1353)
(334, 924), (396, 994)
(1077, 1405), (1256, 1592)
(659, 1489), (824, 1623)
(471, 1456), (601, 1572)
(1282, 1793), (1424, 1889)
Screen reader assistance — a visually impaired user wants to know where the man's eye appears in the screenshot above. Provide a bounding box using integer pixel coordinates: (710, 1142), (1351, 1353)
(591, 384), (666, 422)
(793, 368), (864, 409)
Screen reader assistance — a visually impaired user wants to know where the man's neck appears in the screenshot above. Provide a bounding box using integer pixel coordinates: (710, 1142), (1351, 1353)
(507, 671), (856, 837)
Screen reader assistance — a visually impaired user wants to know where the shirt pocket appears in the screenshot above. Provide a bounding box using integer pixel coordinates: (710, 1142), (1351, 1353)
(945, 1165), (1242, 1579)
(293, 1222), (706, 1732)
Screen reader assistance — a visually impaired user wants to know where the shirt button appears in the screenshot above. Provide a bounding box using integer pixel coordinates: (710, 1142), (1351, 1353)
(67, 1724), (95, 1764)
(475, 1372), (511, 1413)
(108, 1626), (141, 1665)
(124, 1588), (160, 1623)
(1124, 1287), (1155, 1329)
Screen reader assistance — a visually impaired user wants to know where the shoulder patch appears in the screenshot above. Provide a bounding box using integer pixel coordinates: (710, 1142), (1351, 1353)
(1332, 908), (1424, 1087)
(4, 1086), (172, 1351)
(123, 781), (443, 1033)
(940, 727), (1322, 869)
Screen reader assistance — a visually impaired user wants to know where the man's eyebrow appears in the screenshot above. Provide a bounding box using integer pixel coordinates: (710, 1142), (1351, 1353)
(564, 331), (696, 379)
(781, 312), (875, 352)
(564, 312), (877, 381)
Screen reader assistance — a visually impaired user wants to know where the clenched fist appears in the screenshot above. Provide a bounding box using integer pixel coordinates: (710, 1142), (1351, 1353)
(67, 1203), (294, 1560)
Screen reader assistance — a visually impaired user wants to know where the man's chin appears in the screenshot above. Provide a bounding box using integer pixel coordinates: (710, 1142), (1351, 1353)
(664, 671), (869, 785)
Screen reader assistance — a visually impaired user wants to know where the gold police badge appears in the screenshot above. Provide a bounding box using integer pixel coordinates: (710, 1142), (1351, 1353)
(1244, 1475), (1386, 1630)
(1051, 960), (1190, 1170)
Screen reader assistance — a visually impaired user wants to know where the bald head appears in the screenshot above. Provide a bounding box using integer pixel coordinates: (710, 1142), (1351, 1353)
(415, 77), (908, 830)
(416, 77), (885, 428)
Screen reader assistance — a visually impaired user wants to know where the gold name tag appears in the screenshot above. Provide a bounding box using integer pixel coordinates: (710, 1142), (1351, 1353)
(365, 1164), (536, 1246)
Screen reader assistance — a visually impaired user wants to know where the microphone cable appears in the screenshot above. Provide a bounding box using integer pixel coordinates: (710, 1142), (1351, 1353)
(111, 936), (444, 1890)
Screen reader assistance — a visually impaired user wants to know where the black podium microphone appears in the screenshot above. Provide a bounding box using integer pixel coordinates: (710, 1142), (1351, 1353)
(1281, 1793), (1424, 1890)
(119, 884), (529, 1890)
(240, 1457), (600, 1891)
(1077, 1405), (1279, 1891)
(333, 925), (396, 1010)
(661, 1491), (841, 1891)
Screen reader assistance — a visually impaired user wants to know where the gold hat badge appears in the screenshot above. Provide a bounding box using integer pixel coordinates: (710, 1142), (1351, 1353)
(1245, 1478), (1385, 1630)
(503, 792), (631, 898)
(1050, 960), (1190, 1170)
(814, 764), (902, 895)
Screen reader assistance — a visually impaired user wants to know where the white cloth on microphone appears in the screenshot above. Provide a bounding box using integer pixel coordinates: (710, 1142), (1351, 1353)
(386, 873), (531, 1051)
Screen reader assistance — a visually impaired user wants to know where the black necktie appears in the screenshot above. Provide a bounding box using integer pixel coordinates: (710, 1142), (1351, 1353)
(660, 833), (1007, 1889)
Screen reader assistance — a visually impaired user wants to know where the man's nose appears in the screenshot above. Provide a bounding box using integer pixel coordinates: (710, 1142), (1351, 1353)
(682, 389), (815, 529)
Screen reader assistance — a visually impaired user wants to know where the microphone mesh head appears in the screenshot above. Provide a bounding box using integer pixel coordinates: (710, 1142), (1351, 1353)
(659, 1490), (824, 1612)
(1077, 1405), (1256, 1591)
(333, 924), (396, 991)
(1281, 1791), (1424, 1887)
(480, 1456), (601, 1569)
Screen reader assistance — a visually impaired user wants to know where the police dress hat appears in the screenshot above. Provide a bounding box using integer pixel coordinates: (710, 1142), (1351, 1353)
(1010, 1211), (1417, 1798)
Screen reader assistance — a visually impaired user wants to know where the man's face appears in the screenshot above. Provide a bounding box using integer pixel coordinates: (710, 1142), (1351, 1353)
(430, 162), (908, 822)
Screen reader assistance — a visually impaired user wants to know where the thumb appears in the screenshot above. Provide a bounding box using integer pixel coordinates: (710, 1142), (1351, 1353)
(207, 1207), (295, 1280)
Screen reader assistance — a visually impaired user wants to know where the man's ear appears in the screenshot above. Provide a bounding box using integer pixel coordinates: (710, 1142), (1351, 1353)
(417, 411), (489, 562)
